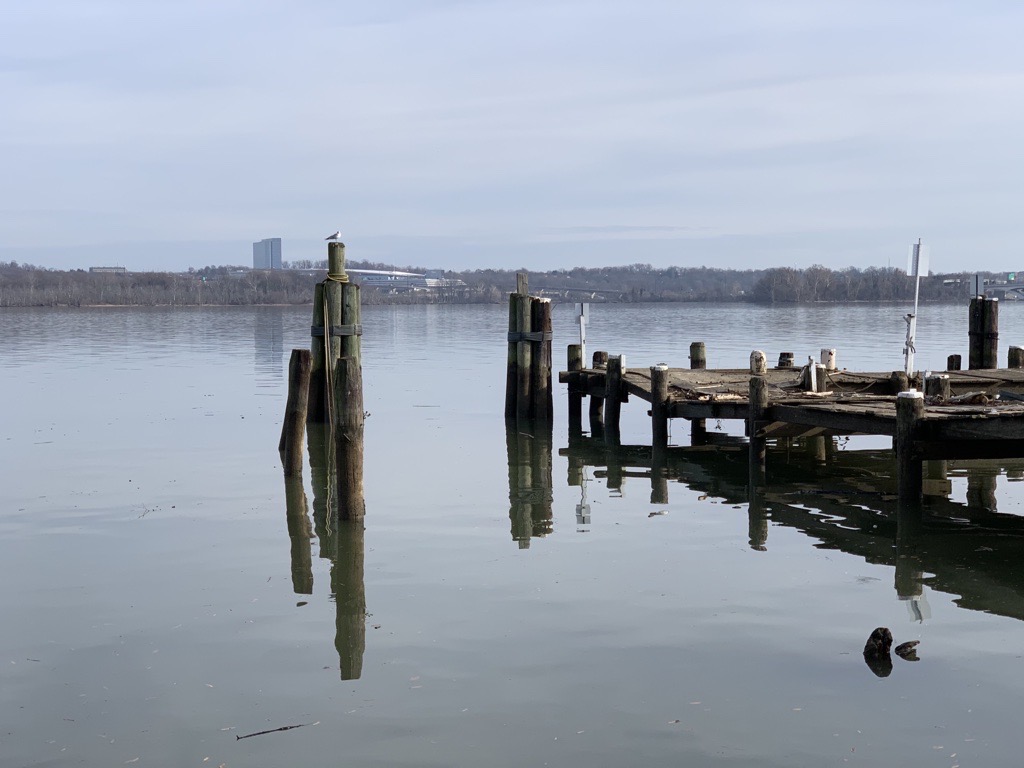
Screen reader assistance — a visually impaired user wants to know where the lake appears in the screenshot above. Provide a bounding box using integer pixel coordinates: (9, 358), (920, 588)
(4, 301), (1024, 767)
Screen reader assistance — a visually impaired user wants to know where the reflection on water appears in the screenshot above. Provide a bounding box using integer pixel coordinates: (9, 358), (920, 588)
(556, 431), (1024, 625)
(505, 421), (553, 547)
(286, 422), (366, 680)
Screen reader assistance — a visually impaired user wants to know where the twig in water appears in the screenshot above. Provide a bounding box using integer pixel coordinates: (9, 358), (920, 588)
(236, 721), (318, 740)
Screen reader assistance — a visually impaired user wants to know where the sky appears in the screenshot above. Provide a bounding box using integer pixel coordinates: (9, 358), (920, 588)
(4, 0), (1024, 274)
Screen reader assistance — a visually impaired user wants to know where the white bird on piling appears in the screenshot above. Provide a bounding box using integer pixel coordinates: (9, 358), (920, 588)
(325, 231), (341, 241)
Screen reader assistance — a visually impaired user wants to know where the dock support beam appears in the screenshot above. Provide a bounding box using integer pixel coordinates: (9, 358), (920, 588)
(895, 390), (925, 502)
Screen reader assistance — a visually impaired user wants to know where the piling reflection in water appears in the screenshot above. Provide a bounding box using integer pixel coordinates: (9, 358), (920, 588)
(560, 432), (1024, 624)
(505, 421), (553, 548)
(277, 421), (367, 680)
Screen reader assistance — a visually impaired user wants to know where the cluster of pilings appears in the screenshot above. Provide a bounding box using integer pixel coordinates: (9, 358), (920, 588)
(279, 240), (365, 520)
(504, 273), (553, 423)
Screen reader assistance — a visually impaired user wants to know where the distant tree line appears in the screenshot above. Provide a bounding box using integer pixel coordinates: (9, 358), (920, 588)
(0, 259), (999, 307)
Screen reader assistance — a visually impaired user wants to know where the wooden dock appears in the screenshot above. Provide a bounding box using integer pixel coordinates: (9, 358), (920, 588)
(560, 355), (1024, 502)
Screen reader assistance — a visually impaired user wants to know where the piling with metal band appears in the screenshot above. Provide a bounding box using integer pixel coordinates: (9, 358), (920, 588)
(279, 349), (312, 477)
(895, 390), (925, 502)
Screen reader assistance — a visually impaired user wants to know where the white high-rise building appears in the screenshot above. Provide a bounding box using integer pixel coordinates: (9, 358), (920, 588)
(252, 238), (282, 270)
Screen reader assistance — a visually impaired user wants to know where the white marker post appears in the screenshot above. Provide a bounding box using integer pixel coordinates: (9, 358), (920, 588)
(904, 239), (928, 377)
(575, 302), (589, 362)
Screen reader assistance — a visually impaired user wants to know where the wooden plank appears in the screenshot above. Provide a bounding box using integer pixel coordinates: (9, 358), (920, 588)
(769, 403), (898, 436)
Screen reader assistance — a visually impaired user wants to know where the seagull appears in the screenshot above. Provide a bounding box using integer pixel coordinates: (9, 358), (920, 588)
(325, 231), (341, 241)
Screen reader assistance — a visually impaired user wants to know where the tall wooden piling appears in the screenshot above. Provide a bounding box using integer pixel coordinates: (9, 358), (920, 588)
(567, 344), (583, 436)
(895, 390), (925, 502)
(605, 355), (625, 444)
(279, 348), (312, 477)
(651, 364), (670, 451)
(589, 351), (608, 435)
(515, 277), (533, 421)
(748, 375), (768, 484)
(308, 283), (328, 423)
(530, 298), (553, 421)
(331, 245), (364, 521)
(969, 296), (999, 369)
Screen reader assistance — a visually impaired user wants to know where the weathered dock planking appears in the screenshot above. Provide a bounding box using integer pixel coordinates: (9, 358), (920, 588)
(560, 355), (1024, 502)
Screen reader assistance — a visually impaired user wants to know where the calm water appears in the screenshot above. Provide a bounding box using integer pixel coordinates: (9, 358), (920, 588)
(4, 302), (1024, 767)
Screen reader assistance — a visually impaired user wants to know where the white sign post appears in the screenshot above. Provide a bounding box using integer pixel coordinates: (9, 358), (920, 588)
(575, 302), (589, 362)
(904, 239), (929, 377)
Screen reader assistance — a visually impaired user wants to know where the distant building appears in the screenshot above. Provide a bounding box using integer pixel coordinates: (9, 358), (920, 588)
(89, 266), (127, 274)
(252, 238), (282, 270)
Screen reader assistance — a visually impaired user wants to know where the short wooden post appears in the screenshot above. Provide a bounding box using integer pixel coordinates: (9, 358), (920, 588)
(889, 370), (910, 394)
(333, 520), (366, 680)
(1010, 346), (1024, 369)
(924, 374), (950, 400)
(748, 375), (768, 483)
(280, 348), (312, 477)
(530, 298), (553, 421)
(777, 352), (794, 369)
(969, 296), (999, 369)
(689, 341), (706, 370)
(749, 350), (767, 375)
(820, 348), (837, 371)
(567, 344), (584, 436)
(605, 354), (625, 443)
(895, 390), (925, 502)
(947, 354), (962, 371)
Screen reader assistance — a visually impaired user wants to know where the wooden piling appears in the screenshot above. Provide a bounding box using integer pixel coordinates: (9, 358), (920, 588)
(589, 351), (608, 433)
(748, 375), (768, 483)
(279, 348), (312, 477)
(924, 374), (950, 400)
(605, 355), (625, 443)
(889, 370), (910, 394)
(651, 364), (670, 451)
(749, 350), (767, 375)
(308, 283), (328, 423)
(1010, 346), (1024, 369)
(895, 390), (925, 502)
(504, 292), (519, 419)
(567, 344), (583, 436)
(530, 298), (553, 421)
(969, 296), (999, 369)
(515, 276), (532, 421)
(947, 354), (962, 371)
(689, 341), (706, 370)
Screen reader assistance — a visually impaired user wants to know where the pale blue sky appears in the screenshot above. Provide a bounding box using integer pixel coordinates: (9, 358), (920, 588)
(3, 0), (1024, 272)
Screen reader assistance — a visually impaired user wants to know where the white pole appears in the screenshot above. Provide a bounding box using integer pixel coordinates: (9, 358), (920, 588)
(904, 239), (925, 377)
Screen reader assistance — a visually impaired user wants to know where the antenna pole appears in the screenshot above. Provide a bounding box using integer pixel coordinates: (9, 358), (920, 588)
(904, 238), (924, 377)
